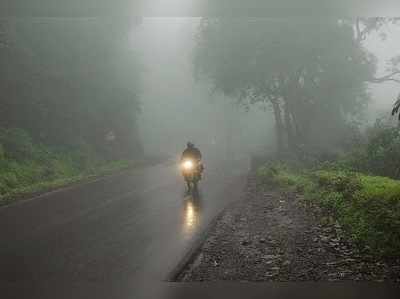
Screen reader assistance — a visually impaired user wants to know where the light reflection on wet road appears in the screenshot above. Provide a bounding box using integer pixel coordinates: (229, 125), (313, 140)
(181, 195), (202, 239)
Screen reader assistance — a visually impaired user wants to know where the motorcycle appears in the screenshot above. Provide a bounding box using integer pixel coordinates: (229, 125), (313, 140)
(180, 158), (203, 191)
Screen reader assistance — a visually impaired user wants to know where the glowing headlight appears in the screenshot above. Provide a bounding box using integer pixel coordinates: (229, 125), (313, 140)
(182, 160), (194, 170)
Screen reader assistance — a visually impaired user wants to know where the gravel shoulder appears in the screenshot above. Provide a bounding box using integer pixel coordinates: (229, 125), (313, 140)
(177, 174), (400, 282)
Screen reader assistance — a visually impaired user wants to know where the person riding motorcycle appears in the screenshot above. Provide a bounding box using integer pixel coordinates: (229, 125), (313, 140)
(181, 142), (202, 162)
(181, 142), (204, 179)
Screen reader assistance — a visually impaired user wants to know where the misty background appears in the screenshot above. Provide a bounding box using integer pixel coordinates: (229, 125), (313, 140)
(1, 17), (399, 181)
(134, 17), (400, 158)
(134, 17), (273, 160)
(2, 14), (400, 291)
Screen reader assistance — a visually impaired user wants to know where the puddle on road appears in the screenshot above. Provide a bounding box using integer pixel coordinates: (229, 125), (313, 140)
(181, 194), (202, 239)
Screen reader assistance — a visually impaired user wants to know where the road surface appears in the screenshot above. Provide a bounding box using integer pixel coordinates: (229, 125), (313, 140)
(0, 156), (249, 298)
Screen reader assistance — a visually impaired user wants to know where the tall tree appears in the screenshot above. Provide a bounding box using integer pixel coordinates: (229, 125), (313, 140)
(194, 18), (373, 155)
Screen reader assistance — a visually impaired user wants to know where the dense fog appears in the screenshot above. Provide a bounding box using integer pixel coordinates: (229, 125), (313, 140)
(133, 18), (400, 159)
(1, 17), (399, 166)
(2, 15), (400, 288)
(134, 18), (273, 160)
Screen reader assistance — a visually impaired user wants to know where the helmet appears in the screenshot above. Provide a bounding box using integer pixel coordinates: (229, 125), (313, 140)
(187, 142), (194, 148)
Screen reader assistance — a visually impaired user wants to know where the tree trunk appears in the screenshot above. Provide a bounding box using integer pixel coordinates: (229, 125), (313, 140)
(290, 101), (302, 141)
(271, 99), (285, 154)
(282, 97), (296, 152)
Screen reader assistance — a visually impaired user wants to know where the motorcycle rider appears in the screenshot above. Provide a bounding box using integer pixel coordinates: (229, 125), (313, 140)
(181, 142), (202, 162)
(181, 142), (204, 176)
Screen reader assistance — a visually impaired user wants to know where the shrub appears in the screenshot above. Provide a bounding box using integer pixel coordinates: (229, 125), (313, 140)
(0, 128), (35, 161)
(1, 173), (19, 189)
(365, 123), (400, 178)
(314, 170), (362, 198)
(257, 163), (280, 185)
(341, 121), (400, 179)
(0, 128), (134, 204)
(0, 144), (5, 160)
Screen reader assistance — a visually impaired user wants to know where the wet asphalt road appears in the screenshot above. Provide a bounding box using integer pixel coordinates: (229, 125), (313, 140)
(0, 157), (249, 298)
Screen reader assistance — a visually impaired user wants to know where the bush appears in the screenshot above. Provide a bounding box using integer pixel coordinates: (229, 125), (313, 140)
(0, 127), (135, 204)
(313, 170), (361, 198)
(1, 173), (19, 189)
(0, 144), (5, 160)
(365, 122), (400, 178)
(341, 121), (400, 179)
(257, 163), (281, 185)
(0, 128), (35, 161)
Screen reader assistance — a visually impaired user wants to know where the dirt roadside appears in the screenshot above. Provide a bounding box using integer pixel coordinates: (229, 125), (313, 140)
(177, 174), (400, 282)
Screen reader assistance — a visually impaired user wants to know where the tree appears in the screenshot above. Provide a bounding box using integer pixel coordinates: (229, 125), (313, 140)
(194, 18), (373, 155)
(0, 18), (143, 159)
(353, 18), (400, 119)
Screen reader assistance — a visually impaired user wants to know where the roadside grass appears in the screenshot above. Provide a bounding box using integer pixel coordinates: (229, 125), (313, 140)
(257, 163), (400, 257)
(0, 159), (138, 206)
(0, 128), (160, 206)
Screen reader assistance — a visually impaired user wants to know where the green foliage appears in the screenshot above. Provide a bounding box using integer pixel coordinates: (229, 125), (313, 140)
(0, 128), (134, 204)
(0, 144), (5, 160)
(257, 163), (400, 256)
(257, 162), (315, 193)
(339, 121), (400, 179)
(345, 175), (400, 255)
(0, 128), (35, 160)
(313, 170), (362, 198)
(364, 122), (400, 178)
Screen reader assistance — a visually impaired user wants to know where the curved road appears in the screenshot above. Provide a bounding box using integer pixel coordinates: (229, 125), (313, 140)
(0, 156), (249, 298)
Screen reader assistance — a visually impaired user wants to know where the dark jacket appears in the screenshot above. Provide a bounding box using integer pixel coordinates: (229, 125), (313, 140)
(181, 147), (202, 161)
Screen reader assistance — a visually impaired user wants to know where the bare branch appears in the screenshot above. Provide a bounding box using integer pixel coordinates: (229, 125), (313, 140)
(355, 17), (366, 43)
(368, 70), (400, 84)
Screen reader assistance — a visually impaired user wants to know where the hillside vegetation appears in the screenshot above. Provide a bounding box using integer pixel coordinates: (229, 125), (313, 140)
(0, 128), (138, 205)
(0, 19), (144, 204)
